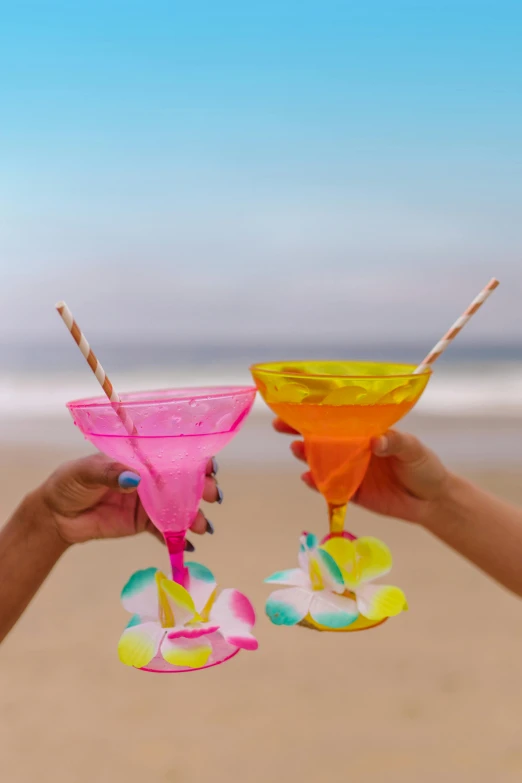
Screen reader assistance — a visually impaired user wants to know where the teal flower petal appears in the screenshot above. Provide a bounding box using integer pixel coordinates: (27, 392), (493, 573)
(317, 549), (345, 593)
(266, 587), (311, 626)
(121, 567), (159, 618)
(186, 561), (215, 583)
(305, 532), (318, 550)
(186, 561), (217, 615)
(265, 569), (310, 587)
(126, 614), (143, 629)
(309, 593), (358, 629)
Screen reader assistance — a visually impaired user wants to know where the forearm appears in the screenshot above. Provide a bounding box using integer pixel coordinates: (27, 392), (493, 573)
(423, 473), (522, 597)
(0, 491), (69, 642)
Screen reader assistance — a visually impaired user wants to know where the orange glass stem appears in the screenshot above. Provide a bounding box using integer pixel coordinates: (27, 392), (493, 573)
(328, 503), (347, 535)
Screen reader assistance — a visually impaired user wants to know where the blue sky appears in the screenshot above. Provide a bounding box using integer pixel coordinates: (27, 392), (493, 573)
(1, 1), (520, 343)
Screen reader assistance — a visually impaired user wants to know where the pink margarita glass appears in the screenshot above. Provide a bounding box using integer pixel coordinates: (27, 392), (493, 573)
(67, 385), (257, 672)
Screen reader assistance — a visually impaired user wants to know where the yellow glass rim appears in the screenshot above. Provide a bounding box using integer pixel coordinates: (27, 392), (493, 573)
(249, 360), (432, 381)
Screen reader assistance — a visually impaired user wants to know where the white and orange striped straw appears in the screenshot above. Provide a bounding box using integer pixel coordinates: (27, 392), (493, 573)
(56, 301), (137, 435)
(413, 277), (500, 374)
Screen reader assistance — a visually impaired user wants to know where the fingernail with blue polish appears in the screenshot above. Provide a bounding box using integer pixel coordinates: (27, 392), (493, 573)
(205, 519), (215, 535)
(184, 539), (195, 552)
(211, 457), (219, 476)
(118, 471), (141, 489)
(216, 485), (224, 504)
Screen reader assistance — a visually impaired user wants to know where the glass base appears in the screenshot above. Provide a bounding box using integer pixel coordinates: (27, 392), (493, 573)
(139, 632), (240, 673)
(299, 615), (387, 633)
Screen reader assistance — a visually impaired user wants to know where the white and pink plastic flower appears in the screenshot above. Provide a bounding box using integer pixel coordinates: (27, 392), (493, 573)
(118, 562), (258, 672)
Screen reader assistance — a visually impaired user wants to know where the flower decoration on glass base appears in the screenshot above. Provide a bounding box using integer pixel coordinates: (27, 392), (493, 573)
(118, 562), (258, 672)
(265, 532), (408, 632)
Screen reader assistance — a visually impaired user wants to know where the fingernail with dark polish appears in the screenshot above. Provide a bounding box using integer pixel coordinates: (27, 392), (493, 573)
(216, 485), (224, 504)
(184, 539), (195, 552)
(211, 457), (219, 476)
(205, 519), (215, 535)
(118, 471), (141, 488)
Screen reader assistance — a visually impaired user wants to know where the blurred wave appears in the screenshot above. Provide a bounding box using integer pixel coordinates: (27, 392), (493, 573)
(0, 342), (521, 467)
(0, 340), (521, 420)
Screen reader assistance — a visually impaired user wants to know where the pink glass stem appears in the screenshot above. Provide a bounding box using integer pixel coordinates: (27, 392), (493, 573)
(164, 532), (189, 588)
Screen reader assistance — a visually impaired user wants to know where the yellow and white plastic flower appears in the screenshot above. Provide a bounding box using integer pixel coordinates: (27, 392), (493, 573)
(265, 532), (408, 632)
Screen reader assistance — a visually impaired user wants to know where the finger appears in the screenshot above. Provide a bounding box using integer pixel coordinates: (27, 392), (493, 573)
(202, 476), (223, 503)
(190, 509), (214, 536)
(273, 418), (299, 435)
(372, 430), (428, 463)
(301, 471), (318, 491)
(290, 440), (307, 463)
(65, 454), (141, 494)
(205, 457), (218, 476)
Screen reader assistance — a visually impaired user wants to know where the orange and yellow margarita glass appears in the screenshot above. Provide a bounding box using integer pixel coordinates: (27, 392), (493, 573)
(250, 361), (431, 633)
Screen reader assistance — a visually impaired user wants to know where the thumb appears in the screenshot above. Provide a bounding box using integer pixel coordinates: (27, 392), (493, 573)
(372, 430), (429, 464)
(71, 454), (141, 493)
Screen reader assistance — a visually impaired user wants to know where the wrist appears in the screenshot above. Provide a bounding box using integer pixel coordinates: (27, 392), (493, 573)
(14, 489), (71, 557)
(420, 471), (468, 533)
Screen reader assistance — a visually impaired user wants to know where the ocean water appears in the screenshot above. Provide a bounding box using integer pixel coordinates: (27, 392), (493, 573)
(1, 338), (521, 417)
(1, 362), (522, 416)
(0, 340), (521, 465)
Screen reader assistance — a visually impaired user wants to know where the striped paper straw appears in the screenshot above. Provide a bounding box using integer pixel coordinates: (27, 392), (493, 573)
(413, 278), (500, 374)
(56, 301), (137, 435)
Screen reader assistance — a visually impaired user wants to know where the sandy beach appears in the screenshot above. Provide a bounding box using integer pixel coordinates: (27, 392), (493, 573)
(2, 423), (522, 783)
